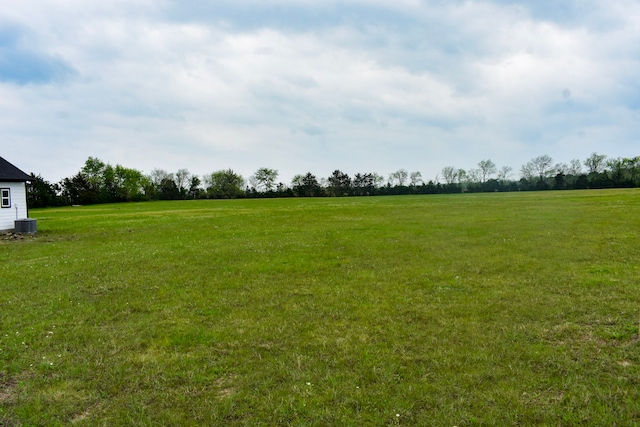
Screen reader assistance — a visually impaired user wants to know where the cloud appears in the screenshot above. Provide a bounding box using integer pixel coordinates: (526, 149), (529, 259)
(0, 22), (76, 84)
(0, 0), (638, 183)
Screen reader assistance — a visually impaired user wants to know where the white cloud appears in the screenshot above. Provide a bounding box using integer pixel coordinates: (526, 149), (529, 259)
(0, 0), (638, 183)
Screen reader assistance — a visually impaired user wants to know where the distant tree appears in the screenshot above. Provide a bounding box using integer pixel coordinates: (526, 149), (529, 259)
(252, 167), (279, 193)
(623, 156), (640, 185)
(327, 170), (351, 196)
(568, 159), (583, 176)
(114, 165), (148, 201)
(522, 155), (553, 182)
(553, 172), (566, 190)
(388, 169), (409, 186)
(291, 174), (304, 189)
(292, 172), (322, 197)
(149, 169), (173, 187)
(81, 157), (107, 188)
(584, 152), (607, 174)
(441, 166), (458, 185)
(303, 172), (322, 197)
(478, 159), (497, 183)
(78, 157), (111, 202)
(353, 173), (376, 195)
(188, 176), (202, 199)
(520, 162), (535, 181)
(553, 163), (570, 177)
(575, 174), (589, 189)
(532, 155), (554, 180)
(205, 169), (245, 199)
(158, 177), (181, 200)
(606, 157), (631, 187)
(482, 178), (501, 192)
(175, 169), (191, 198)
(61, 172), (98, 205)
(497, 165), (513, 182)
(409, 171), (423, 187)
(457, 169), (468, 184)
(372, 173), (385, 188)
(352, 173), (365, 191)
(27, 174), (61, 208)
(101, 164), (118, 201)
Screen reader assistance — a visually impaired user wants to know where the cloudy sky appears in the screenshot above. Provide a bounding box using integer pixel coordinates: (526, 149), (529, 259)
(1, 0), (639, 184)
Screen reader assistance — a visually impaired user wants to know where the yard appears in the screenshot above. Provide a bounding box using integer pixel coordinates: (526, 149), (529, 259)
(1, 190), (640, 425)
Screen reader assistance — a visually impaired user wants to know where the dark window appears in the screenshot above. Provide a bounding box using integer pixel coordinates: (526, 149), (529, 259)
(1, 188), (10, 208)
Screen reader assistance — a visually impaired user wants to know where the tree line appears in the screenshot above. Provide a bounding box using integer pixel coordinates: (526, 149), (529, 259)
(26, 153), (640, 208)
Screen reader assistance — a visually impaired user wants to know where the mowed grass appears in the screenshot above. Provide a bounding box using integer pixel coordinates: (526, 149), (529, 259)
(2, 189), (640, 426)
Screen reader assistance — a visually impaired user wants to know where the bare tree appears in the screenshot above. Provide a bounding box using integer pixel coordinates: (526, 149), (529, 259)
(478, 159), (497, 183)
(553, 163), (568, 175)
(457, 169), (468, 184)
(520, 162), (535, 181)
(441, 166), (458, 185)
(388, 169), (409, 186)
(497, 165), (513, 181)
(149, 169), (173, 186)
(533, 155), (554, 178)
(409, 171), (423, 186)
(568, 159), (583, 175)
(522, 155), (553, 181)
(584, 152), (607, 174)
(466, 169), (482, 184)
(372, 173), (385, 188)
(175, 168), (191, 194)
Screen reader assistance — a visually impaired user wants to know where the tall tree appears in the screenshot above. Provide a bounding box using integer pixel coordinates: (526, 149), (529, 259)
(205, 169), (245, 199)
(149, 169), (173, 187)
(623, 157), (640, 185)
(497, 165), (513, 181)
(114, 165), (148, 201)
(478, 159), (497, 183)
(584, 152), (607, 174)
(441, 166), (458, 185)
(532, 155), (554, 179)
(409, 171), (423, 187)
(522, 155), (553, 182)
(292, 172), (321, 197)
(568, 159), (583, 176)
(27, 174), (61, 208)
(252, 167), (279, 192)
(81, 157), (107, 188)
(372, 173), (385, 188)
(353, 173), (375, 195)
(175, 169), (191, 198)
(327, 170), (351, 196)
(61, 172), (98, 205)
(388, 169), (409, 186)
(520, 162), (535, 181)
(158, 177), (181, 200)
(463, 169), (482, 191)
(188, 176), (202, 199)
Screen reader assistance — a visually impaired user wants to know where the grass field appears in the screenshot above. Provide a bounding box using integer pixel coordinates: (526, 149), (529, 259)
(2, 189), (640, 426)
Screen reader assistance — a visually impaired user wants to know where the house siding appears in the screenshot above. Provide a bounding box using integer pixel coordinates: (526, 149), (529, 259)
(0, 182), (28, 231)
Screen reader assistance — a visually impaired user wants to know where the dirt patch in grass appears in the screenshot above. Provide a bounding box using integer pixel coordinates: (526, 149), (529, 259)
(0, 373), (18, 405)
(0, 373), (19, 427)
(71, 403), (101, 425)
(214, 375), (236, 399)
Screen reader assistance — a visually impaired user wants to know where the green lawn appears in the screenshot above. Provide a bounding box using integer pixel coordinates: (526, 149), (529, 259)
(2, 190), (640, 426)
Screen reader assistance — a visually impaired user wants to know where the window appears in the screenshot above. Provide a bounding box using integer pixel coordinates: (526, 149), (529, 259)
(1, 188), (10, 208)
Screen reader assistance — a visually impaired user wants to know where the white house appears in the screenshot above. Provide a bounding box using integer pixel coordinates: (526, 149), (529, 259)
(0, 156), (32, 232)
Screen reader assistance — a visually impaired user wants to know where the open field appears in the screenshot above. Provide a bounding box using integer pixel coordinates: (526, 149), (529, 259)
(2, 189), (640, 425)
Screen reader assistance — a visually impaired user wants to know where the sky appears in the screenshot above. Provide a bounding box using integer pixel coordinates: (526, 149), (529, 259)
(1, 0), (639, 185)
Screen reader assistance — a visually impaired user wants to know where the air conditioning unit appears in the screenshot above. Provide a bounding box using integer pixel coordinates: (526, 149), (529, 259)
(15, 219), (37, 234)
